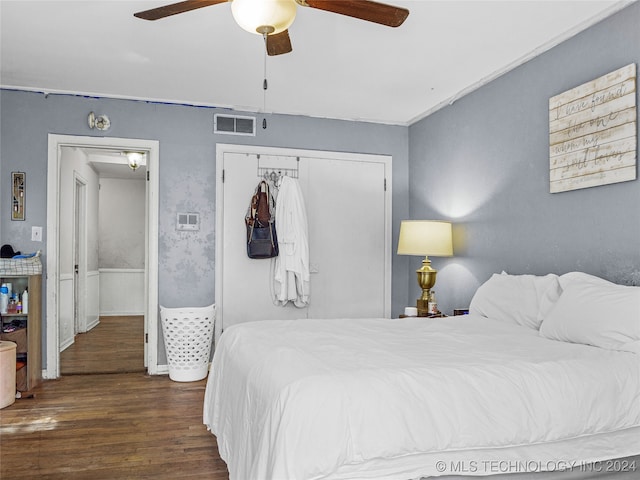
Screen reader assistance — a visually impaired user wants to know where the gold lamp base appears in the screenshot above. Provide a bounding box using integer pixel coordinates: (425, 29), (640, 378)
(415, 256), (437, 316)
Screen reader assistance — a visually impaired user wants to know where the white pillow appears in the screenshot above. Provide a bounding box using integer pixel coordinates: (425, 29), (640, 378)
(469, 273), (562, 329)
(559, 271), (616, 289)
(539, 281), (640, 354)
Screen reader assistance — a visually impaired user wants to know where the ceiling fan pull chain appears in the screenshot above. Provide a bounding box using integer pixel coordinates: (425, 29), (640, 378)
(263, 75), (268, 129)
(263, 33), (268, 129)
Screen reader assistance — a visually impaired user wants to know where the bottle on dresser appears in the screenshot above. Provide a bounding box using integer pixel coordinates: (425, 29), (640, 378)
(0, 284), (8, 314)
(427, 290), (438, 315)
(22, 288), (28, 315)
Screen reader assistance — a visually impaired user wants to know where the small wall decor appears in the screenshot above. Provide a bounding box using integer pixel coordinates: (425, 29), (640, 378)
(549, 63), (637, 193)
(11, 172), (25, 220)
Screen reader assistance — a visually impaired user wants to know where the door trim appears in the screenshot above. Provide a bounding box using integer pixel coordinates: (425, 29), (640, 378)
(45, 134), (160, 379)
(73, 172), (87, 335)
(215, 143), (392, 343)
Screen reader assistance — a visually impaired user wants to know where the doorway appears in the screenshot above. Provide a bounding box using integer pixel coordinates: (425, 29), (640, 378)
(61, 153), (147, 375)
(46, 135), (160, 379)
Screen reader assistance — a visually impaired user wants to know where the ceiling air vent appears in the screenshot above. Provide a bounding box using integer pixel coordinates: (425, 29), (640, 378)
(214, 114), (256, 136)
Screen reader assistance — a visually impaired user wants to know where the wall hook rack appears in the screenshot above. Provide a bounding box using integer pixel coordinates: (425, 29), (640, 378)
(256, 154), (299, 182)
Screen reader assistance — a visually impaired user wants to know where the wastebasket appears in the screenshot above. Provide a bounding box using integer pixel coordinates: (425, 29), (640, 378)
(160, 304), (215, 382)
(0, 340), (17, 408)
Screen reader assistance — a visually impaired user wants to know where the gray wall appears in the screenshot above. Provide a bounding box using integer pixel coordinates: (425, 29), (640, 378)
(408, 2), (640, 315)
(0, 90), (409, 368)
(98, 178), (146, 269)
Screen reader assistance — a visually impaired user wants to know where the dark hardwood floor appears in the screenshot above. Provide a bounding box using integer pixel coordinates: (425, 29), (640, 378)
(60, 316), (146, 375)
(0, 316), (230, 479)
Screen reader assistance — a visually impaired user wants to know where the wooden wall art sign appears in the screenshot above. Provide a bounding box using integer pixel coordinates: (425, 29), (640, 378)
(549, 63), (637, 193)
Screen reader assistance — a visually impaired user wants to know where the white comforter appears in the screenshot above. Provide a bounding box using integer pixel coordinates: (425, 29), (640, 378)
(203, 316), (640, 480)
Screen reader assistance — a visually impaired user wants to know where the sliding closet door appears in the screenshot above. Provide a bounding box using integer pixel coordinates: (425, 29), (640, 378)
(300, 157), (387, 319)
(217, 147), (390, 333)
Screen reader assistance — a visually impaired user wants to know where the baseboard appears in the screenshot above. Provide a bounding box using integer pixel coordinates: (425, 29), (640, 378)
(85, 317), (100, 331)
(41, 364), (204, 379)
(59, 337), (74, 352)
(99, 312), (145, 317)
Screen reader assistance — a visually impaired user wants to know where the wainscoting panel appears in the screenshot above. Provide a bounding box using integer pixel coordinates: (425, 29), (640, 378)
(86, 270), (100, 330)
(99, 268), (145, 316)
(59, 274), (74, 351)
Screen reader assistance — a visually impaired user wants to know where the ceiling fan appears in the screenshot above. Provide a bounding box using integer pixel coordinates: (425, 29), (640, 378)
(134, 0), (410, 56)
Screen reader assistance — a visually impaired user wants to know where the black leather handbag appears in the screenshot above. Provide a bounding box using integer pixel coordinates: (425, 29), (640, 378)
(246, 221), (279, 259)
(245, 181), (279, 259)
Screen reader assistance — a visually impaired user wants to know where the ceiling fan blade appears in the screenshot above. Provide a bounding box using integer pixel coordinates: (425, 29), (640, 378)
(266, 30), (293, 56)
(134, 0), (228, 21)
(302, 0), (409, 27)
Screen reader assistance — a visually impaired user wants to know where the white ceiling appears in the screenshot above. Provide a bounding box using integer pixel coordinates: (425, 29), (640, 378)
(0, 1), (633, 125)
(85, 148), (148, 180)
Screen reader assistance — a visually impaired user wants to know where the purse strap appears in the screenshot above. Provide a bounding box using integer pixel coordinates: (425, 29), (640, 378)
(247, 180), (275, 224)
(259, 181), (274, 223)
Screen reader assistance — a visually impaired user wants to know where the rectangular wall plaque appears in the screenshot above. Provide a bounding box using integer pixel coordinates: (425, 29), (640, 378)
(11, 171), (25, 220)
(549, 63), (637, 193)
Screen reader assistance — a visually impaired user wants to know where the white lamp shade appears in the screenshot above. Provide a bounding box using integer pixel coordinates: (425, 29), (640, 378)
(231, 0), (297, 35)
(397, 220), (453, 257)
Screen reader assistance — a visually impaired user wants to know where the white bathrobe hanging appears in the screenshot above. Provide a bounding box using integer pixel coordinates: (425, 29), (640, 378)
(273, 176), (310, 307)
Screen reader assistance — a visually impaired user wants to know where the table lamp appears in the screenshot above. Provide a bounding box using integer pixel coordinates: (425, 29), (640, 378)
(397, 220), (453, 316)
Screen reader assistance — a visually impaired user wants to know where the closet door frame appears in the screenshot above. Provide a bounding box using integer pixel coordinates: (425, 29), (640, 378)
(214, 143), (392, 343)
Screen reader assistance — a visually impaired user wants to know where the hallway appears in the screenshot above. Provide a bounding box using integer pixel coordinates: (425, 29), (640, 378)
(60, 315), (144, 375)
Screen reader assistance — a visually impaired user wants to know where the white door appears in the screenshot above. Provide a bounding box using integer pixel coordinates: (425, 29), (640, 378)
(217, 145), (391, 336)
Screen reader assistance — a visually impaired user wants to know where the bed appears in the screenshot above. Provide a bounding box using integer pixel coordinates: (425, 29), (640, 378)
(203, 272), (640, 479)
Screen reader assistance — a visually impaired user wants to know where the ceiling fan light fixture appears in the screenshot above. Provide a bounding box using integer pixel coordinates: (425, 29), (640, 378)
(231, 0), (297, 35)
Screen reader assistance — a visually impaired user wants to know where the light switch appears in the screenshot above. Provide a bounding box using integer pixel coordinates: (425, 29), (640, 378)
(32, 226), (43, 242)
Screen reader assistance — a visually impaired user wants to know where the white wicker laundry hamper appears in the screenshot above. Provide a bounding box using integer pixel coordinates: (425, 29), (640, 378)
(160, 304), (215, 382)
